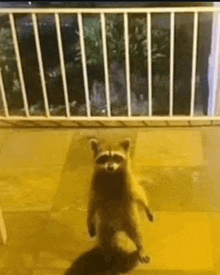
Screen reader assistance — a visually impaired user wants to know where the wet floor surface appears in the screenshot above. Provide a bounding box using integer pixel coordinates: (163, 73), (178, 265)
(0, 127), (220, 274)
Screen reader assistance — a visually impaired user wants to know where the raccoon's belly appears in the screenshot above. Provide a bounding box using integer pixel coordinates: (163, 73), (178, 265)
(97, 200), (132, 230)
(98, 211), (124, 231)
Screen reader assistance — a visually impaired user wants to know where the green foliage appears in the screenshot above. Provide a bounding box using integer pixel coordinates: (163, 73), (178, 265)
(81, 17), (104, 66)
(0, 27), (16, 67)
(0, 27), (19, 90)
(0, 17), (180, 116)
(78, 15), (170, 73)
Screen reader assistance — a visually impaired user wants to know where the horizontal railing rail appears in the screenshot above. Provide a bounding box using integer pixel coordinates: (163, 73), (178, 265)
(0, 116), (220, 128)
(0, 7), (219, 13)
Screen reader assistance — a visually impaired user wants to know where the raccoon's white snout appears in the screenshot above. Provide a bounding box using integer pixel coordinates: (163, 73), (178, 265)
(104, 162), (119, 173)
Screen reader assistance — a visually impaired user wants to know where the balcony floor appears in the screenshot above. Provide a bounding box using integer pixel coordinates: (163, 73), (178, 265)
(0, 127), (220, 274)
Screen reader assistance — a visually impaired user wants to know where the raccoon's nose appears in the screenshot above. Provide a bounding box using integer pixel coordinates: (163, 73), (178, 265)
(107, 164), (114, 171)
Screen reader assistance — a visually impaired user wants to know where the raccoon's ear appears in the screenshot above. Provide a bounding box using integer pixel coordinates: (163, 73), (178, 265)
(120, 138), (131, 152)
(90, 139), (99, 156)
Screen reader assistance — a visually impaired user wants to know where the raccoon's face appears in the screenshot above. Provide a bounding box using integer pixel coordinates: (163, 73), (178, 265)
(90, 138), (131, 174)
(95, 151), (126, 173)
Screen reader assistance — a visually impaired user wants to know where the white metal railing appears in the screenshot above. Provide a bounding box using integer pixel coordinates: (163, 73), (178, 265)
(32, 13), (50, 117)
(0, 6), (220, 127)
(124, 12), (131, 117)
(209, 5), (220, 116)
(9, 13), (30, 117)
(77, 12), (91, 117)
(100, 12), (111, 117)
(169, 12), (175, 117)
(147, 12), (152, 117)
(190, 11), (199, 117)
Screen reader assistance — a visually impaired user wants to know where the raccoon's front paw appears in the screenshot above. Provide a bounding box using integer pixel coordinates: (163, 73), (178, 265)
(147, 212), (154, 222)
(88, 223), (96, 238)
(138, 253), (151, 264)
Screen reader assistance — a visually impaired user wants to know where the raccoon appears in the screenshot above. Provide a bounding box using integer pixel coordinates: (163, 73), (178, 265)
(87, 138), (154, 263)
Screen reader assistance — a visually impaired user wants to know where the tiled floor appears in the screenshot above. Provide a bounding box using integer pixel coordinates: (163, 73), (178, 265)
(0, 127), (220, 274)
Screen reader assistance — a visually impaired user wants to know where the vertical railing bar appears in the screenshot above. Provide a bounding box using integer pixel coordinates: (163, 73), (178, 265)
(0, 68), (9, 117)
(9, 13), (29, 117)
(211, 12), (220, 117)
(77, 13), (91, 117)
(147, 12), (152, 117)
(32, 13), (50, 117)
(190, 11), (198, 117)
(169, 12), (175, 117)
(124, 13), (131, 117)
(100, 13), (111, 117)
(55, 13), (70, 117)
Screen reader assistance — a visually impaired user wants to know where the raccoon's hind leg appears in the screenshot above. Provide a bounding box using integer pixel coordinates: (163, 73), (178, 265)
(124, 212), (150, 264)
(98, 224), (116, 252)
(99, 224), (128, 273)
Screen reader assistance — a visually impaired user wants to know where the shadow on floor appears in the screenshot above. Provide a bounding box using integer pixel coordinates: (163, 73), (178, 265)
(64, 246), (143, 275)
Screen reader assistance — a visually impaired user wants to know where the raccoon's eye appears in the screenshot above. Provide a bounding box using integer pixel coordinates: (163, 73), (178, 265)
(112, 155), (124, 163)
(96, 155), (109, 164)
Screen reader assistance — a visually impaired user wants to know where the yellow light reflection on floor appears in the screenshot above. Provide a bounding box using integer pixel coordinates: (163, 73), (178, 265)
(134, 131), (204, 167)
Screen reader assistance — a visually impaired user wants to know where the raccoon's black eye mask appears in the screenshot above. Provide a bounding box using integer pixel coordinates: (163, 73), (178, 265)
(112, 154), (124, 163)
(96, 155), (109, 164)
(95, 154), (124, 164)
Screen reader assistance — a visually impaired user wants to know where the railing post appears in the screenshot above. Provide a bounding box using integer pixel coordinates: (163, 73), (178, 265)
(0, 68), (9, 117)
(208, 2), (220, 116)
(169, 12), (175, 117)
(147, 12), (152, 117)
(190, 11), (199, 117)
